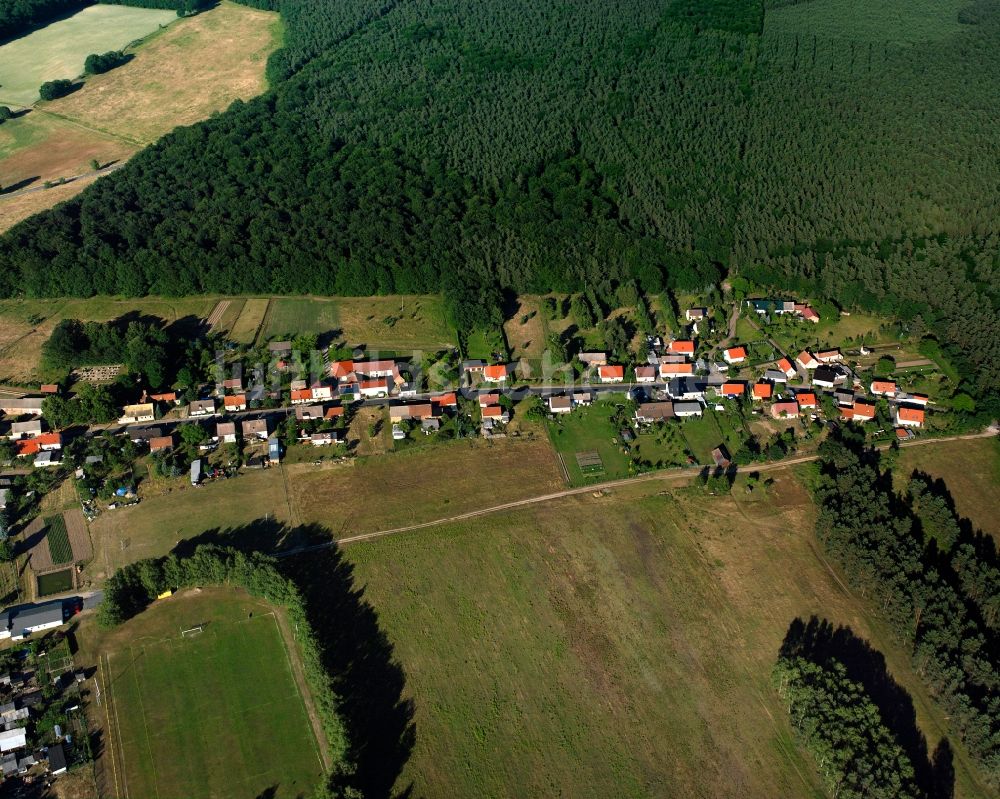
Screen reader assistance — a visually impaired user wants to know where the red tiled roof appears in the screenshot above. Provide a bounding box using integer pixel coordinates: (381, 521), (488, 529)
(598, 365), (624, 379)
(290, 389), (312, 401)
(150, 392), (177, 402)
(668, 340), (695, 355)
(330, 360), (355, 378)
(149, 435), (174, 450)
(797, 392), (817, 407)
(479, 393), (499, 407)
(431, 392), (457, 406)
(778, 358), (795, 374)
(752, 383), (772, 399)
(772, 401), (799, 417)
(725, 347), (747, 360)
(325, 406), (344, 418)
(224, 394), (247, 408)
(897, 406), (925, 424)
(482, 405), (504, 418)
(635, 366), (656, 379)
(871, 380), (896, 394)
(484, 364), (508, 380)
(659, 362), (694, 376)
(797, 350), (817, 365)
(721, 382), (745, 395)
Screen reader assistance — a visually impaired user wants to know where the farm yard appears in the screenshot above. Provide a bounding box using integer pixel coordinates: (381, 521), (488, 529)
(344, 474), (988, 799)
(0, 2), (281, 229)
(0, 5), (177, 107)
(92, 589), (324, 799)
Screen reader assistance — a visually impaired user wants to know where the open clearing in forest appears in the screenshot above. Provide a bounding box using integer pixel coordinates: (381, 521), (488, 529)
(0, 2), (280, 230)
(94, 589), (323, 799)
(0, 5), (176, 107)
(895, 437), (1000, 543)
(344, 472), (991, 799)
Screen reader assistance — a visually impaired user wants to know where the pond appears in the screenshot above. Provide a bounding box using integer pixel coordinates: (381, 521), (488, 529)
(36, 569), (73, 597)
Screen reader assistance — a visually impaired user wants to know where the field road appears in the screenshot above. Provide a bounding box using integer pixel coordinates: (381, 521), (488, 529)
(278, 426), (998, 553)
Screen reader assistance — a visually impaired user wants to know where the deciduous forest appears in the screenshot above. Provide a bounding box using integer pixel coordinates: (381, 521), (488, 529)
(0, 0), (998, 405)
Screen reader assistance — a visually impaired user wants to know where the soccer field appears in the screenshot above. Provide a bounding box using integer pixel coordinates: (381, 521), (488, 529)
(102, 600), (323, 799)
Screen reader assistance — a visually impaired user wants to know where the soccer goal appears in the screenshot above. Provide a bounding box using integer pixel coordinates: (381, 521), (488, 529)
(180, 625), (204, 638)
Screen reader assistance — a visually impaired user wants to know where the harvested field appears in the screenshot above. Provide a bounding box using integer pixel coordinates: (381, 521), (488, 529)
(23, 510), (90, 572)
(230, 298), (269, 343)
(291, 437), (564, 538)
(51, 2), (282, 144)
(344, 471), (991, 798)
(0, 172), (105, 233)
(329, 295), (455, 351)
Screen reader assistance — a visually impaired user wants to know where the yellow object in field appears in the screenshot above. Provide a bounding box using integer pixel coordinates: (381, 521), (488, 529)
(156, 589), (173, 600)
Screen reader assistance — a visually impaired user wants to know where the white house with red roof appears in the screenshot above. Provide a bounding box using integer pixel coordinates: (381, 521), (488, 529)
(796, 350), (819, 370)
(723, 346), (747, 365)
(598, 365), (624, 383)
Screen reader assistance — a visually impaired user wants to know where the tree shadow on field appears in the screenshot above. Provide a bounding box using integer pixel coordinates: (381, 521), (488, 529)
(173, 521), (416, 799)
(781, 616), (955, 799)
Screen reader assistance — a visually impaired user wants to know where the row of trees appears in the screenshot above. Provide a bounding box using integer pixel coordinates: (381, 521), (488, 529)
(812, 432), (1000, 784)
(84, 50), (128, 74)
(98, 545), (356, 797)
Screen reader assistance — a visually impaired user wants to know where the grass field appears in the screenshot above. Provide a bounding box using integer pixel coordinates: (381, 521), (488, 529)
(292, 436), (563, 537)
(86, 469), (295, 580)
(0, 5), (177, 107)
(680, 409), (746, 465)
(895, 438), (1000, 542)
(98, 589), (323, 799)
(546, 400), (632, 484)
(318, 295), (455, 352)
(259, 297), (341, 342)
(344, 473), (992, 799)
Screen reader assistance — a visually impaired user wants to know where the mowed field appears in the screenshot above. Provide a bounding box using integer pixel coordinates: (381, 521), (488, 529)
(86, 468), (295, 581)
(895, 437), (1000, 542)
(94, 589), (323, 799)
(291, 437), (564, 538)
(0, 295), (217, 381)
(344, 473), (992, 799)
(0, 2), (280, 231)
(0, 4), (176, 107)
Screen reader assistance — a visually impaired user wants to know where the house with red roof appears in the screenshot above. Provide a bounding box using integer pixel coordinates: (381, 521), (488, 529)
(430, 392), (458, 407)
(598, 365), (625, 383)
(723, 346), (747, 365)
(290, 389), (313, 405)
(659, 362), (694, 379)
(479, 393), (500, 408)
(796, 392), (817, 410)
(329, 360), (355, 379)
(719, 382), (745, 398)
(667, 340), (695, 356)
(752, 382), (772, 401)
(324, 405), (344, 419)
(777, 357), (796, 378)
(842, 400), (876, 422)
(796, 350), (819, 370)
(870, 380), (897, 397)
(894, 406), (925, 428)
(15, 432), (62, 457)
(816, 349), (842, 363)
(224, 394), (247, 412)
(771, 400), (799, 419)
(149, 435), (175, 453)
(359, 378), (390, 398)
(483, 364), (509, 383)
(481, 405), (509, 423)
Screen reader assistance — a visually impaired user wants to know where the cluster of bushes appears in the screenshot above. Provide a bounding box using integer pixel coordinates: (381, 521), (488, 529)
(774, 653), (922, 799)
(84, 50), (128, 74)
(812, 432), (1000, 784)
(38, 78), (75, 101)
(42, 318), (170, 387)
(98, 545), (355, 794)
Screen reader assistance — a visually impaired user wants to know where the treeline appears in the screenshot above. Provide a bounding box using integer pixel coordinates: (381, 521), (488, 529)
(0, 0), (87, 42)
(813, 433), (1000, 784)
(41, 318), (169, 387)
(774, 653), (922, 799)
(84, 50), (128, 74)
(98, 545), (354, 795)
(0, 0), (999, 404)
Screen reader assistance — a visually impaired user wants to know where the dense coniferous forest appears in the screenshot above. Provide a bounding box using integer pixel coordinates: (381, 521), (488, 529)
(0, 0), (998, 405)
(813, 432), (1000, 785)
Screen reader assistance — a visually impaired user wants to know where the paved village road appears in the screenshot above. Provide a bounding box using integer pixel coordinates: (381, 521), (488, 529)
(279, 426), (999, 552)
